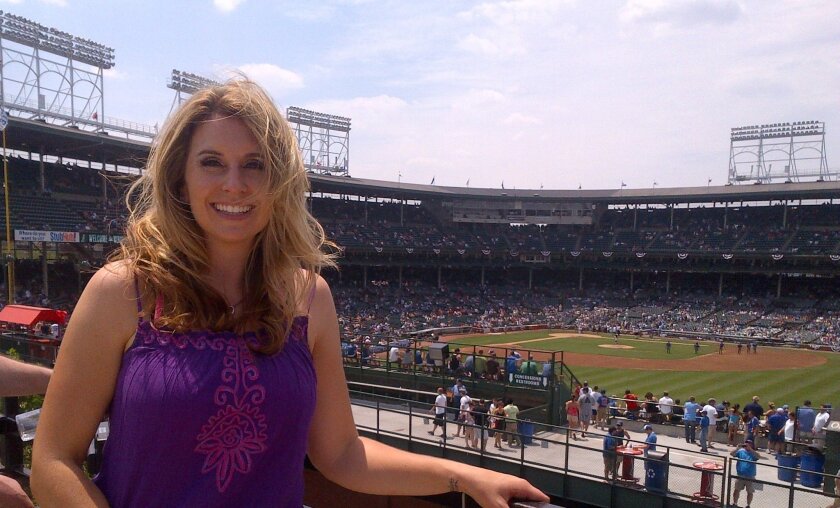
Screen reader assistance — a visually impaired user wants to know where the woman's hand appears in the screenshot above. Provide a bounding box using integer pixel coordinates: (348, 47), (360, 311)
(460, 469), (549, 508)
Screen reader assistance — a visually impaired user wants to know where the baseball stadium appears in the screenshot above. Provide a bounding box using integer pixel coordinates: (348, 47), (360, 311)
(1, 8), (839, 508)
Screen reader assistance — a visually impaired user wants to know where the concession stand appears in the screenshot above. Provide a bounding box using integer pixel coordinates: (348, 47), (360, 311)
(0, 305), (68, 366)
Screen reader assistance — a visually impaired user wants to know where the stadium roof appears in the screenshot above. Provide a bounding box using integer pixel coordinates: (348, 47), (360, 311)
(309, 174), (840, 204)
(6, 117), (150, 167)
(6, 119), (840, 205)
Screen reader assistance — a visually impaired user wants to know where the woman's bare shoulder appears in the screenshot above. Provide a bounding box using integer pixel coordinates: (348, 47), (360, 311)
(76, 261), (139, 334)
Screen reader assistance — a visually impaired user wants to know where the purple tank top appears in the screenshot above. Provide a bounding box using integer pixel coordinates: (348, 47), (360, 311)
(94, 298), (316, 507)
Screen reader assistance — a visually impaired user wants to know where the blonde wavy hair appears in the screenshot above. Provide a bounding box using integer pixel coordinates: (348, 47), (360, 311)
(113, 78), (336, 354)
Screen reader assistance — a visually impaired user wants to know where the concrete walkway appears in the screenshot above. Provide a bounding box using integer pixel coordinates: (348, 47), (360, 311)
(351, 401), (836, 508)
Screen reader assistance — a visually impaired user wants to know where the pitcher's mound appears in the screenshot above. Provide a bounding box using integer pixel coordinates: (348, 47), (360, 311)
(599, 344), (635, 349)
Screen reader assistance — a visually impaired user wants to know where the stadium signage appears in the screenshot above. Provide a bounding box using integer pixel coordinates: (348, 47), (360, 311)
(15, 230), (79, 243)
(509, 373), (548, 387)
(82, 233), (124, 244)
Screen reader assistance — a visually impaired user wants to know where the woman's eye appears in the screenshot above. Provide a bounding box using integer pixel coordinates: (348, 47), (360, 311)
(244, 160), (265, 170)
(200, 158), (223, 167)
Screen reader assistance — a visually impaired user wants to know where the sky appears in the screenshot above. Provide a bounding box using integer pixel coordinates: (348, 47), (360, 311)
(2, 0), (839, 190)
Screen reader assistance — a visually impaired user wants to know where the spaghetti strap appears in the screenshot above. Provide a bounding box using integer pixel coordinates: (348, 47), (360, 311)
(305, 280), (317, 316)
(134, 278), (144, 324)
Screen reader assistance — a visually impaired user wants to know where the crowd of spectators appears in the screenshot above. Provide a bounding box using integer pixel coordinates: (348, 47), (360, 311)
(332, 277), (840, 347)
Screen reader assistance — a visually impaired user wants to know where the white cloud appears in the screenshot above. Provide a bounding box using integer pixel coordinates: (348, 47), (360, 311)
(283, 4), (335, 21)
(0, 0), (24, 4)
(306, 95), (408, 129)
(452, 89), (505, 110)
(213, 0), (245, 13)
(620, 0), (743, 32)
(503, 113), (542, 126)
(460, 0), (574, 26)
(39, 0), (67, 5)
(233, 63), (304, 93)
(103, 68), (128, 80)
(457, 34), (500, 56)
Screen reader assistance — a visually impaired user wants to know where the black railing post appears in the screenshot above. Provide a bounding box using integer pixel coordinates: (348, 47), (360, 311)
(0, 396), (23, 473)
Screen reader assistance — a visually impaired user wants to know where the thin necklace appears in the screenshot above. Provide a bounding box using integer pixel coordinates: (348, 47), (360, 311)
(226, 297), (244, 316)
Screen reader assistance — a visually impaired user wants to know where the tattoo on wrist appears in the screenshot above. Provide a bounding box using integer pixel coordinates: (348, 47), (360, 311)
(448, 477), (459, 493)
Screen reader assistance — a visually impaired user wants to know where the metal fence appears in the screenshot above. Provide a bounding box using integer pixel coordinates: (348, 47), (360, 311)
(351, 394), (840, 508)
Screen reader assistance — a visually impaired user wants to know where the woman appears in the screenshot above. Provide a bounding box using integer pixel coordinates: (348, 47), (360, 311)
(31, 79), (547, 508)
(463, 401), (476, 449)
(728, 405), (742, 446)
(565, 396), (580, 440)
(492, 400), (507, 449)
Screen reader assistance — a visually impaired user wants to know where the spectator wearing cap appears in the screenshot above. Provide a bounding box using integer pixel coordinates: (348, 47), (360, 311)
(702, 398), (719, 448)
(612, 420), (631, 447)
(730, 438), (763, 508)
(767, 407), (787, 454)
(642, 424), (657, 457)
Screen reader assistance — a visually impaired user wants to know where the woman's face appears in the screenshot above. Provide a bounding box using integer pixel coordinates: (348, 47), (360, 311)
(183, 115), (272, 253)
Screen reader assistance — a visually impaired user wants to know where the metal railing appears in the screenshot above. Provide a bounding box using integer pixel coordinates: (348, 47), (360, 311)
(352, 395), (840, 508)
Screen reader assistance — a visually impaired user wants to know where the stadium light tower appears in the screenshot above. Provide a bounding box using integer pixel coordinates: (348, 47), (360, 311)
(728, 121), (833, 184)
(167, 69), (221, 111)
(0, 11), (147, 136)
(286, 106), (351, 177)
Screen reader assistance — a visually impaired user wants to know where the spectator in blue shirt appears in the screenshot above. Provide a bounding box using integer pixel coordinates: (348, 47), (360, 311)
(642, 424), (657, 457)
(797, 401), (817, 442)
(505, 352), (520, 376)
(767, 408), (787, 454)
(699, 413), (710, 453)
(745, 410), (760, 443)
(731, 439), (763, 507)
(602, 426), (619, 482)
(683, 396), (700, 444)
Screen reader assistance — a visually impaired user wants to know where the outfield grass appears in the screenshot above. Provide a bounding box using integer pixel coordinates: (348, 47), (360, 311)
(569, 355), (839, 411)
(446, 330), (839, 410)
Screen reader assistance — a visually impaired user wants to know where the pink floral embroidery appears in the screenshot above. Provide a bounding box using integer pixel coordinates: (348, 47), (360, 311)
(194, 339), (268, 492)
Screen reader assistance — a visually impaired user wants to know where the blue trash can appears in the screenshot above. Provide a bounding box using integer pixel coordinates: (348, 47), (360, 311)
(519, 421), (535, 445)
(644, 450), (669, 494)
(776, 454), (800, 482)
(800, 448), (825, 488)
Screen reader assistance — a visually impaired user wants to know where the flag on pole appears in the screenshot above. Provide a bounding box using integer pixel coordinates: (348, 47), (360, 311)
(501, 181), (505, 189)
(466, 178), (470, 186)
(0, 111), (8, 132)
(430, 176), (435, 185)
(92, 111), (99, 121)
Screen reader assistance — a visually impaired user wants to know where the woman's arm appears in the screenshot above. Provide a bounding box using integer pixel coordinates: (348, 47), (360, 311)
(31, 263), (139, 507)
(0, 355), (51, 396)
(305, 276), (548, 508)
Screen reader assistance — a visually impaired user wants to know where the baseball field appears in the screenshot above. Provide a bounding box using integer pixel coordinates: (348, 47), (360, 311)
(441, 330), (838, 410)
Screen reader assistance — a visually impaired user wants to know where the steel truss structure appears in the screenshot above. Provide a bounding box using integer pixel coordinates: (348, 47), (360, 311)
(167, 69), (221, 112)
(0, 11), (154, 140)
(287, 106), (351, 176)
(728, 120), (833, 184)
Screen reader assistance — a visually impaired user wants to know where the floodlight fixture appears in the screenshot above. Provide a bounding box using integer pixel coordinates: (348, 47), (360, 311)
(728, 120), (830, 184)
(287, 106), (351, 132)
(167, 69), (221, 95)
(0, 10), (114, 68)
